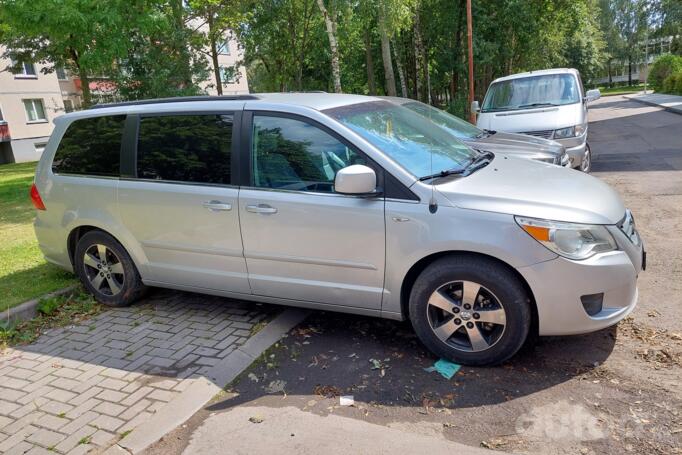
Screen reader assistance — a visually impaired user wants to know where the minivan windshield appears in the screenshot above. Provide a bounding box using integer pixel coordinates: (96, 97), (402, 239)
(401, 100), (482, 140)
(481, 73), (581, 112)
(325, 101), (478, 179)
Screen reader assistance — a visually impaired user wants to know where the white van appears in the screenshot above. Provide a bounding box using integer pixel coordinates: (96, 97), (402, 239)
(473, 68), (600, 172)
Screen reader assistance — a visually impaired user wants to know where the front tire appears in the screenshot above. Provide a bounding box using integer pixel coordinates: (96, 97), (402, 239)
(74, 230), (146, 307)
(409, 256), (531, 366)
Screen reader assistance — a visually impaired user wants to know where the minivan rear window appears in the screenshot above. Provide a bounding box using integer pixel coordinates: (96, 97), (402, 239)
(52, 115), (126, 177)
(136, 114), (233, 185)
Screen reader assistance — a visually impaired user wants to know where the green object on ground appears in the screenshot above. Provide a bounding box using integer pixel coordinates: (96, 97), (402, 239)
(424, 359), (461, 379)
(0, 162), (75, 311)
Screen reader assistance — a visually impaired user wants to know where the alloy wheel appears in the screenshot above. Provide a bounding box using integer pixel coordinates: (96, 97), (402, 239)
(581, 146), (591, 172)
(83, 244), (125, 296)
(426, 280), (507, 352)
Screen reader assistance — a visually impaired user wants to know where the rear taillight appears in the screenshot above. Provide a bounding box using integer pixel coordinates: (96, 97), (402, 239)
(30, 183), (46, 210)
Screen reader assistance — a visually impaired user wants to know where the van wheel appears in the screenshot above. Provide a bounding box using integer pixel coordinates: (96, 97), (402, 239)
(409, 256), (531, 366)
(74, 231), (146, 307)
(580, 144), (592, 173)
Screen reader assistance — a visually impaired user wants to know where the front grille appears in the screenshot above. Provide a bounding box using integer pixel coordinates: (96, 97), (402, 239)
(619, 209), (641, 246)
(521, 129), (554, 139)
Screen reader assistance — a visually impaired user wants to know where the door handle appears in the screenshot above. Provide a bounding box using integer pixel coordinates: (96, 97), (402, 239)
(203, 200), (232, 211)
(246, 204), (278, 214)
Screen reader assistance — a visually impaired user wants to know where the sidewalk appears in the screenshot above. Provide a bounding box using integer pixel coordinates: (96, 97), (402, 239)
(624, 91), (682, 115)
(0, 290), (279, 454)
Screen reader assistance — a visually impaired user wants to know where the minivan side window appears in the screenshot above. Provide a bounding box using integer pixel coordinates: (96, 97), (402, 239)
(136, 114), (233, 185)
(251, 115), (366, 193)
(52, 115), (126, 177)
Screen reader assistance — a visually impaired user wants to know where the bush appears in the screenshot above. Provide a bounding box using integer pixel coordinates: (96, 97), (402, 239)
(649, 55), (682, 91)
(662, 72), (682, 95)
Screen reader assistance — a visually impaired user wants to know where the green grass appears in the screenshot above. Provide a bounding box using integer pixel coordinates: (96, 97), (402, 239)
(0, 162), (75, 311)
(596, 83), (646, 96)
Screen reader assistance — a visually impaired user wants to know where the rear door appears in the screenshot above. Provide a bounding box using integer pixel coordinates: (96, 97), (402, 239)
(118, 108), (250, 294)
(238, 111), (386, 310)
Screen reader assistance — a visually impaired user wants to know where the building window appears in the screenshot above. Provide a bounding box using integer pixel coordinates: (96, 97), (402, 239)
(220, 66), (238, 84)
(217, 39), (231, 55)
(23, 99), (47, 123)
(55, 66), (67, 80)
(11, 58), (37, 77)
(63, 99), (74, 113)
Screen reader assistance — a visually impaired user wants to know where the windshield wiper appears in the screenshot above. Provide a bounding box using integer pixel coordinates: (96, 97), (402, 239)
(418, 167), (467, 181)
(475, 129), (497, 139)
(518, 102), (558, 108)
(464, 150), (494, 173)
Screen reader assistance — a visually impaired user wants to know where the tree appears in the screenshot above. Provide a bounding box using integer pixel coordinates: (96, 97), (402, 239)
(0, 0), (133, 106)
(188, 0), (246, 95)
(613, 0), (648, 85)
(316, 0), (342, 93)
(599, 0), (625, 86)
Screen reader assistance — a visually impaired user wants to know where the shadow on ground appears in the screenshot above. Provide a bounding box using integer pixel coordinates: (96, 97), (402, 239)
(209, 312), (617, 411)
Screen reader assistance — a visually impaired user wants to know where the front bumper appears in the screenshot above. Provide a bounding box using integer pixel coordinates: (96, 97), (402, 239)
(556, 136), (587, 168)
(518, 248), (642, 336)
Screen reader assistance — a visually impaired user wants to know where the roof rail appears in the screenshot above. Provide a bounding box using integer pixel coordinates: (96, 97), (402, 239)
(89, 95), (259, 110)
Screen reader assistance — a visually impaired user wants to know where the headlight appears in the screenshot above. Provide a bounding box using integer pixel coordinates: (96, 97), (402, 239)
(516, 216), (617, 260)
(553, 126), (575, 139)
(554, 124), (587, 139)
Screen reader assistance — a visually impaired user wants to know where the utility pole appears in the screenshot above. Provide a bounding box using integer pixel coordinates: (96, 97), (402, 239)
(466, 0), (475, 124)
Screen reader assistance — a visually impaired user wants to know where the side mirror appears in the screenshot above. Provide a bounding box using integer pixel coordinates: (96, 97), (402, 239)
(335, 165), (377, 195)
(585, 89), (600, 103)
(471, 100), (480, 113)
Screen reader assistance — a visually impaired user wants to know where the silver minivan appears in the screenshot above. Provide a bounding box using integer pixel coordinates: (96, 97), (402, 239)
(474, 68), (600, 172)
(32, 94), (644, 365)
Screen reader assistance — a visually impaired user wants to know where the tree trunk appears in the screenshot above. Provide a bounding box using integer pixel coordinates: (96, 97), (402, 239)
(392, 40), (407, 97)
(316, 0), (342, 93)
(413, 10), (431, 104)
(70, 48), (92, 107)
(207, 13), (223, 95)
(628, 56), (632, 86)
(378, 4), (397, 96)
(365, 30), (376, 95)
(607, 59), (612, 87)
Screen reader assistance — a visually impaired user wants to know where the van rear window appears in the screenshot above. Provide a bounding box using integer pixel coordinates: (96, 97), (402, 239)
(52, 116), (125, 177)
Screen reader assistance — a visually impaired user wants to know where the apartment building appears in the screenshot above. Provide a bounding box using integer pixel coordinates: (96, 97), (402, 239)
(199, 34), (249, 96)
(0, 48), (66, 163)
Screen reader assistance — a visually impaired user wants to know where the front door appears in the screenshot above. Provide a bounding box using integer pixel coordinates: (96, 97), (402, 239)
(238, 113), (385, 309)
(118, 112), (250, 294)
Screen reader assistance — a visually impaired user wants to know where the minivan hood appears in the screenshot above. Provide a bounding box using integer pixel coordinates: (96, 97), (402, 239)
(469, 131), (563, 157)
(476, 103), (583, 133)
(435, 155), (625, 225)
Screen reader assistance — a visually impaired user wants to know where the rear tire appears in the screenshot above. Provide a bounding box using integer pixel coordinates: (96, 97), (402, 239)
(409, 256), (531, 366)
(74, 230), (146, 307)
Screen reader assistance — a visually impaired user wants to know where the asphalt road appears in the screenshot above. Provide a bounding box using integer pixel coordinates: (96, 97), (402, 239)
(145, 96), (682, 455)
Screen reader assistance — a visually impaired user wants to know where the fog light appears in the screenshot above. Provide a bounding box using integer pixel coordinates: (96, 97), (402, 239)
(581, 293), (604, 316)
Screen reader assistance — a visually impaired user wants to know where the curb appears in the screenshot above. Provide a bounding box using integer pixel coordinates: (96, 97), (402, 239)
(106, 307), (310, 454)
(624, 94), (682, 116)
(1, 286), (77, 324)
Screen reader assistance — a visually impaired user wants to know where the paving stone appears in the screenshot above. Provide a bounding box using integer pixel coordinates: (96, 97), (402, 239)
(147, 389), (174, 402)
(3, 441), (34, 455)
(40, 401), (74, 416)
(45, 388), (78, 403)
(99, 378), (128, 391)
(34, 413), (69, 431)
(66, 398), (101, 420)
(90, 428), (116, 446)
(53, 424), (97, 453)
(50, 377), (82, 392)
(121, 387), (153, 407)
(96, 389), (127, 403)
(93, 401), (127, 417)
(59, 411), (98, 434)
(26, 445), (55, 454)
(26, 428), (65, 447)
(0, 400), (21, 416)
(2, 412), (45, 435)
(90, 414), (124, 432)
